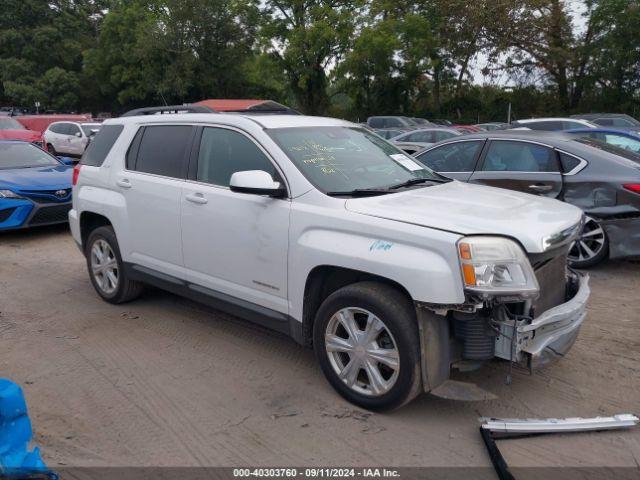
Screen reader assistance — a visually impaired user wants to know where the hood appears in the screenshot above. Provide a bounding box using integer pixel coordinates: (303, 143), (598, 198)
(0, 130), (42, 142)
(0, 165), (72, 190)
(345, 181), (583, 253)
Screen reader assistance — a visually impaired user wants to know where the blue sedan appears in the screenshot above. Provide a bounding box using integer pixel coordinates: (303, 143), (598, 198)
(0, 141), (74, 230)
(566, 128), (640, 154)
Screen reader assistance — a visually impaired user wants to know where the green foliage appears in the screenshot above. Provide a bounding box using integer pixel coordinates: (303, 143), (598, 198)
(0, 1), (638, 120)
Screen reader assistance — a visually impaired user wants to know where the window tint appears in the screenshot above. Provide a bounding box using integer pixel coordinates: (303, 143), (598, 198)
(526, 121), (562, 131)
(563, 121), (589, 130)
(559, 152), (582, 173)
(416, 141), (483, 172)
(433, 130), (457, 142)
(404, 131), (433, 143)
(385, 118), (403, 128)
(133, 125), (192, 178)
(605, 134), (640, 153)
(67, 124), (81, 136)
(81, 124), (124, 167)
(49, 123), (66, 134)
(197, 127), (275, 187)
(368, 118), (384, 128)
(483, 141), (558, 172)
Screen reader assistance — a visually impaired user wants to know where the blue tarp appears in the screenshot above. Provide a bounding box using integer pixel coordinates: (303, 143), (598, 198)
(0, 378), (53, 478)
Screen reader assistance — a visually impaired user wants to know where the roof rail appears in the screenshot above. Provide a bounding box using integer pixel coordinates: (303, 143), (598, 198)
(120, 105), (217, 117)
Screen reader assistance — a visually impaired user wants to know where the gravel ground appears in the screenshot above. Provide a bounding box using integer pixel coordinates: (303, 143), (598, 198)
(0, 224), (639, 470)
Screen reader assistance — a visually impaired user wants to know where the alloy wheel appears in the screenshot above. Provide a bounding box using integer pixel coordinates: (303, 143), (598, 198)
(568, 216), (606, 264)
(90, 239), (119, 295)
(324, 307), (400, 397)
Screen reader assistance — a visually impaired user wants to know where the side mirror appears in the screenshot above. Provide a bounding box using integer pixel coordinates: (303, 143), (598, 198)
(75, 132), (82, 138)
(59, 157), (76, 166)
(229, 170), (286, 198)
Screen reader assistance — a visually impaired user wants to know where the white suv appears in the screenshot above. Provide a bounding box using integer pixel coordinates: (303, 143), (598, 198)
(69, 106), (590, 410)
(44, 121), (102, 157)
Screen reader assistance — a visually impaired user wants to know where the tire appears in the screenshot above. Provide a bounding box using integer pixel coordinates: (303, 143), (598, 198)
(46, 144), (57, 155)
(568, 216), (609, 269)
(313, 282), (422, 411)
(85, 226), (143, 304)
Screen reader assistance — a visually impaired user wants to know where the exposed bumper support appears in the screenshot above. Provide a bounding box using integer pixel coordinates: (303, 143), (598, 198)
(495, 272), (590, 370)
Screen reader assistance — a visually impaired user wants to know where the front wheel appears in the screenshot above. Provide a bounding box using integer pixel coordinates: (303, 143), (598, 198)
(568, 216), (609, 268)
(313, 282), (422, 411)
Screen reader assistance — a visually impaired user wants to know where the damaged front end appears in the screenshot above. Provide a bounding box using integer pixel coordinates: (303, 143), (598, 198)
(416, 229), (590, 392)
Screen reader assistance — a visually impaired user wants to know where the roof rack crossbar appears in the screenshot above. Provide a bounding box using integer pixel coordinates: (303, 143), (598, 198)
(121, 105), (217, 117)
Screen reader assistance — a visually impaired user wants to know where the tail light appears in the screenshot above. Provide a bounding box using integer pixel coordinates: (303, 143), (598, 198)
(623, 184), (640, 194)
(72, 164), (81, 186)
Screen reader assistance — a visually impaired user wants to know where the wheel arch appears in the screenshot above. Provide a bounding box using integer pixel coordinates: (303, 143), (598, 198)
(80, 211), (113, 251)
(300, 265), (414, 347)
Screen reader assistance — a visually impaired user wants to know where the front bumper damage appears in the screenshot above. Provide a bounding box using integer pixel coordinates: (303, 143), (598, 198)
(494, 271), (590, 370)
(416, 271), (590, 393)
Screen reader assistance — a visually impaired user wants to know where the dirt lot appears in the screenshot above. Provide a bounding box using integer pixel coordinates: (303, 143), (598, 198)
(1, 225), (639, 470)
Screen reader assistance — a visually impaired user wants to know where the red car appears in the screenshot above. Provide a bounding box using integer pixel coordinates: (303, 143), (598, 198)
(0, 117), (43, 146)
(451, 124), (482, 134)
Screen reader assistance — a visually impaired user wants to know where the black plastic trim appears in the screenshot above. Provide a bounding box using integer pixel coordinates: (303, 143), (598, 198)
(124, 263), (304, 342)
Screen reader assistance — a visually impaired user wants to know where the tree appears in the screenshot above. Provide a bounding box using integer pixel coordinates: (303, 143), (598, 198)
(261, 0), (363, 115)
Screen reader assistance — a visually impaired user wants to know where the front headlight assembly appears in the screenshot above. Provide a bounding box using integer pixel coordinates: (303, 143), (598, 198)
(457, 236), (539, 300)
(0, 190), (24, 199)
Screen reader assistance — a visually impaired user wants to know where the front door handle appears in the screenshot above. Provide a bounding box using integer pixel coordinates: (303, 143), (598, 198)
(528, 183), (553, 192)
(185, 193), (208, 204)
(116, 179), (132, 189)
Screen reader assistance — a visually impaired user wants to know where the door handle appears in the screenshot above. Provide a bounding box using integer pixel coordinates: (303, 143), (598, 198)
(528, 184), (553, 192)
(185, 193), (208, 204)
(116, 179), (132, 189)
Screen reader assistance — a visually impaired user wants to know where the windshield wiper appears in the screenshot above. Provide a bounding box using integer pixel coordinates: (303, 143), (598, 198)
(388, 177), (450, 190)
(326, 188), (394, 197)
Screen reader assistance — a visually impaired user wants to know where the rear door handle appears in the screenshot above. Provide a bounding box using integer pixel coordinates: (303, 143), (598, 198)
(116, 179), (132, 189)
(185, 193), (208, 204)
(528, 184), (553, 192)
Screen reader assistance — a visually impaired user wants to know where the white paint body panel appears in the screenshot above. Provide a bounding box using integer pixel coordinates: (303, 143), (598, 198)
(70, 113), (583, 325)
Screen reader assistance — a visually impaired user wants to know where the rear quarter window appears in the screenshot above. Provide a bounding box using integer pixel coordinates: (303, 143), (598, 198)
(81, 124), (124, 167)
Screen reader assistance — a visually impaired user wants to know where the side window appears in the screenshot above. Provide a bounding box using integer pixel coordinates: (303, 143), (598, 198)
(405, 131), (432, 143)
(558, 152), (583, 173)
(416, 141), (483, 172)
(81, 124), (124, 167)
(368, 118), (383, 128)
(609, 118), (634, 127)
(587, 132), (607, 141)
(67, 124), (81, 136)
(196, 127), (276, 187)
(386, 118), (402, 128)
(483, 141), (559, 172)
(49, 123), (65, 134)
(527, 121), (562, 131)
(563, 121), (590, 130)
(133, 125), (192, 178)
(433, 130), (456, 142)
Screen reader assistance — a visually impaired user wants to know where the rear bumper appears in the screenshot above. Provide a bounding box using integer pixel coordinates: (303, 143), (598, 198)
(519, 272), (589, 369)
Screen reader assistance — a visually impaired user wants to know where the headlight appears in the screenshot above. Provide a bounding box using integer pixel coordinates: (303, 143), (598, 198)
(0, 190), (24, 199)
(457, 236), (539, 299)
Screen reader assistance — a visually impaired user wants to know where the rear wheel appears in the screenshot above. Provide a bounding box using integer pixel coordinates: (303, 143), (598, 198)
(568, 216), (609, 268)
(313, 282), (422, 411)
(46, 143), (57, 155)
(85, 226), (143, 303)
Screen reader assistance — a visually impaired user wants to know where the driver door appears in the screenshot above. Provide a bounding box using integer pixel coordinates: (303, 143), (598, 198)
(181, 126), (291, 316)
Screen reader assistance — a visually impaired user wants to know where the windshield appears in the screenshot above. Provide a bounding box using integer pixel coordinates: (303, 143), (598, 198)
(0, 118), (25, 130)
(268, 126), (444, 194)
(0, 143), (60, 169)
(81, 124), (101, 136)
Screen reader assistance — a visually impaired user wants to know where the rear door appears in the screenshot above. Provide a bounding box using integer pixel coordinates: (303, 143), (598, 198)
(114, 124), (195, 276)
(468, 139), (562, 197)
(414, 139), (485, 181)
(48, 123), (70, 153)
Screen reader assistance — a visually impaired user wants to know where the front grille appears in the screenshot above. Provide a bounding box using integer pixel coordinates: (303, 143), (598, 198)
(0, 207), (16, 222)
(21, 189), (72, 204)
(29, 204), (71, 226)
(532, 252), (568, 316)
